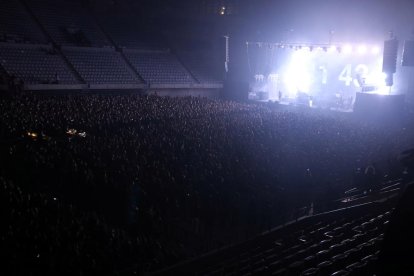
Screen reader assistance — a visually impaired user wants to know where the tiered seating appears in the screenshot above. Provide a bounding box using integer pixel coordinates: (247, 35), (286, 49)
(178, 51), (223, 84)
(101, 17), (167, 50)
(0, 43), (78, 84)
(124, 50), (196, 84)
(0, 0), (46, 44)
(62, 47), (141, 85)
(159, 204), (394, 275)
(27, 0), (109, 47)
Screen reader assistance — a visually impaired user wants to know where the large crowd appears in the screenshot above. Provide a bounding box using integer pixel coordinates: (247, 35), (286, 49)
(1, 93), (413, 274)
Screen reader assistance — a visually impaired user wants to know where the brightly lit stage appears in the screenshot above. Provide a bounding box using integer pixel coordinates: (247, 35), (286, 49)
(247, 41), (397, 112)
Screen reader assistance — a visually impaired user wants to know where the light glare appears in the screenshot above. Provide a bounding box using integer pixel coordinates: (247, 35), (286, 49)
(358, 45), (367, 55)
(343, 45), (352, 54)
(283, 51), (312, 96)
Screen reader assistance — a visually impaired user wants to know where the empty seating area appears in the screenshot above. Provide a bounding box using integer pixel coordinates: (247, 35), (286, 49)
(179, 51), (223, 84)
(63, 47), (142, 85)
(0, 0), (222, 89)
(161, 204), (394, 276)
(124, 50), (196, 84)
(0, 0), (46, 44)
(27, 0), (109, 47)
(0, 43), (78, 84)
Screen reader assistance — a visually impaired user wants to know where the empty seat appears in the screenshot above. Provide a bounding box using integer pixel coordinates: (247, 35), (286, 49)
(295, 249), (310, 260)
(331, 253), (349, 269)
(62, 47), (141, 85)
(177, 50), (222, 84)
(268, 259), (283, 271)
(317, 260), (335, 275)
(361, 254), (377, 264)
(305, 244), (320, 255)
(303, 255), (318, 268)
(287, 260), (305, 275)
(124, 50), (196, 84)
(316, 249), (331, 262)
(0, 43), (78, 84)
(169, 207), (394, 276)
(345, 247), (363, 264)
(319, 239), (334, 248)
(272, 268), (287, 276)
(330, 270), (350, 276)
(345, 262), (367, 275)
(265, 253), (280, 265)
(301, 267), (319, 276)
(329, 243), (345, 256)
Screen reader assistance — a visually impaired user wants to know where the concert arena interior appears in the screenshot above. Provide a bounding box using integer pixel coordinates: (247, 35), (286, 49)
(2, 0), (414, 275)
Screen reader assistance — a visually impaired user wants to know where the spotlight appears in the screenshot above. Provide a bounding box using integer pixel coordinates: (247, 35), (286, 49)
(358, 45), (367, 54)
(219, 6), (226, 15)
(343, 44), (352, 54)
(328, 46), (337, 53)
